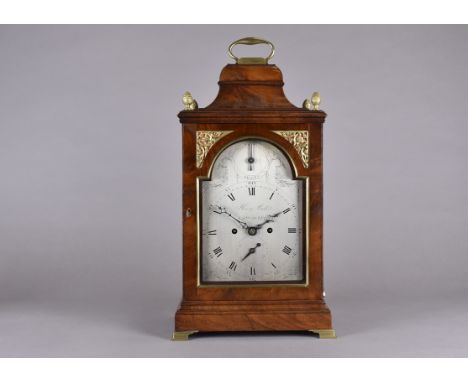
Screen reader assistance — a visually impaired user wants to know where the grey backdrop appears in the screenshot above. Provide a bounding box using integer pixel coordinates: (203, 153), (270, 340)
(1, 25), (467, 357)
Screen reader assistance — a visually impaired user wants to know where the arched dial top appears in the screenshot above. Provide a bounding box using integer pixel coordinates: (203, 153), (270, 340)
(200, 138), (306, 284)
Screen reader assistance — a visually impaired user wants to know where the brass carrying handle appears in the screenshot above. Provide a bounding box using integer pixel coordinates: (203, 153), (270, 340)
(228, 37), (275, 64)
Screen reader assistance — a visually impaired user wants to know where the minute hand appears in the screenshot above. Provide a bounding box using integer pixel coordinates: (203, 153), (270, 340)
(212, 206), (249, 229)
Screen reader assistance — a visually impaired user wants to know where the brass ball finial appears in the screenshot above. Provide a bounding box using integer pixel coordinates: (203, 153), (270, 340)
(182, 91), (198, 111)
(302, 99), (312, 110)
(311, 92), (321, 111)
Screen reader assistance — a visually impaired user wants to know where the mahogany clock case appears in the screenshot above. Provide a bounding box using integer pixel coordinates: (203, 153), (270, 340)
(175, 63), (334, 336)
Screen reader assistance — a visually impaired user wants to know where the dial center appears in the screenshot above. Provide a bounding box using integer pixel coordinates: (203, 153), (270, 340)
(247, 227), (257, 236)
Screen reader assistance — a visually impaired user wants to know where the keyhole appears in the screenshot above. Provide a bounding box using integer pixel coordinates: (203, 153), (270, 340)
(185, 208), (192, 218)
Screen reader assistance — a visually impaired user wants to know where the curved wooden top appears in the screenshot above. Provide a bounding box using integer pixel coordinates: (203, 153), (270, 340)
(205, 64), (295, 110)
(218, 64), (284, 82)
(178, 64), (326, 123)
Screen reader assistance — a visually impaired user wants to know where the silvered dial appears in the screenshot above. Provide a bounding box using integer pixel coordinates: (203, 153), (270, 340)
(200, 139), (305, 283)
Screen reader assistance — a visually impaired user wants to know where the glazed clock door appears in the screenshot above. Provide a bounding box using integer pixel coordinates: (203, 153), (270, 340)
(199, 138), (307, 285)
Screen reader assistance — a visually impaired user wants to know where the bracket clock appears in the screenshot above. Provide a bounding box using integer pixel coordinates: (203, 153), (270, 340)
(173, 37), (335, 340)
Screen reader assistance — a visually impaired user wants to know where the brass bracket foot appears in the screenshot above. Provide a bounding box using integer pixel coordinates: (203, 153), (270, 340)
(171, 330), (198, 341)
(309, 329), (336, 339)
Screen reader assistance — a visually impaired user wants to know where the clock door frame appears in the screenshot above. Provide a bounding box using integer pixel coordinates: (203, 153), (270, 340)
(197, 134), (309, 287)
(181, 122), (324, 302)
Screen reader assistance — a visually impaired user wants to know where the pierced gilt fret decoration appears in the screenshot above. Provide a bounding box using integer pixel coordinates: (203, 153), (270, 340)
(273, 130), (309, 168)
(196, 130), (233, 168)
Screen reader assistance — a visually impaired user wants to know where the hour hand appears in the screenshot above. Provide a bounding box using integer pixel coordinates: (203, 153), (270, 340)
(241, 243), (261, 262)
